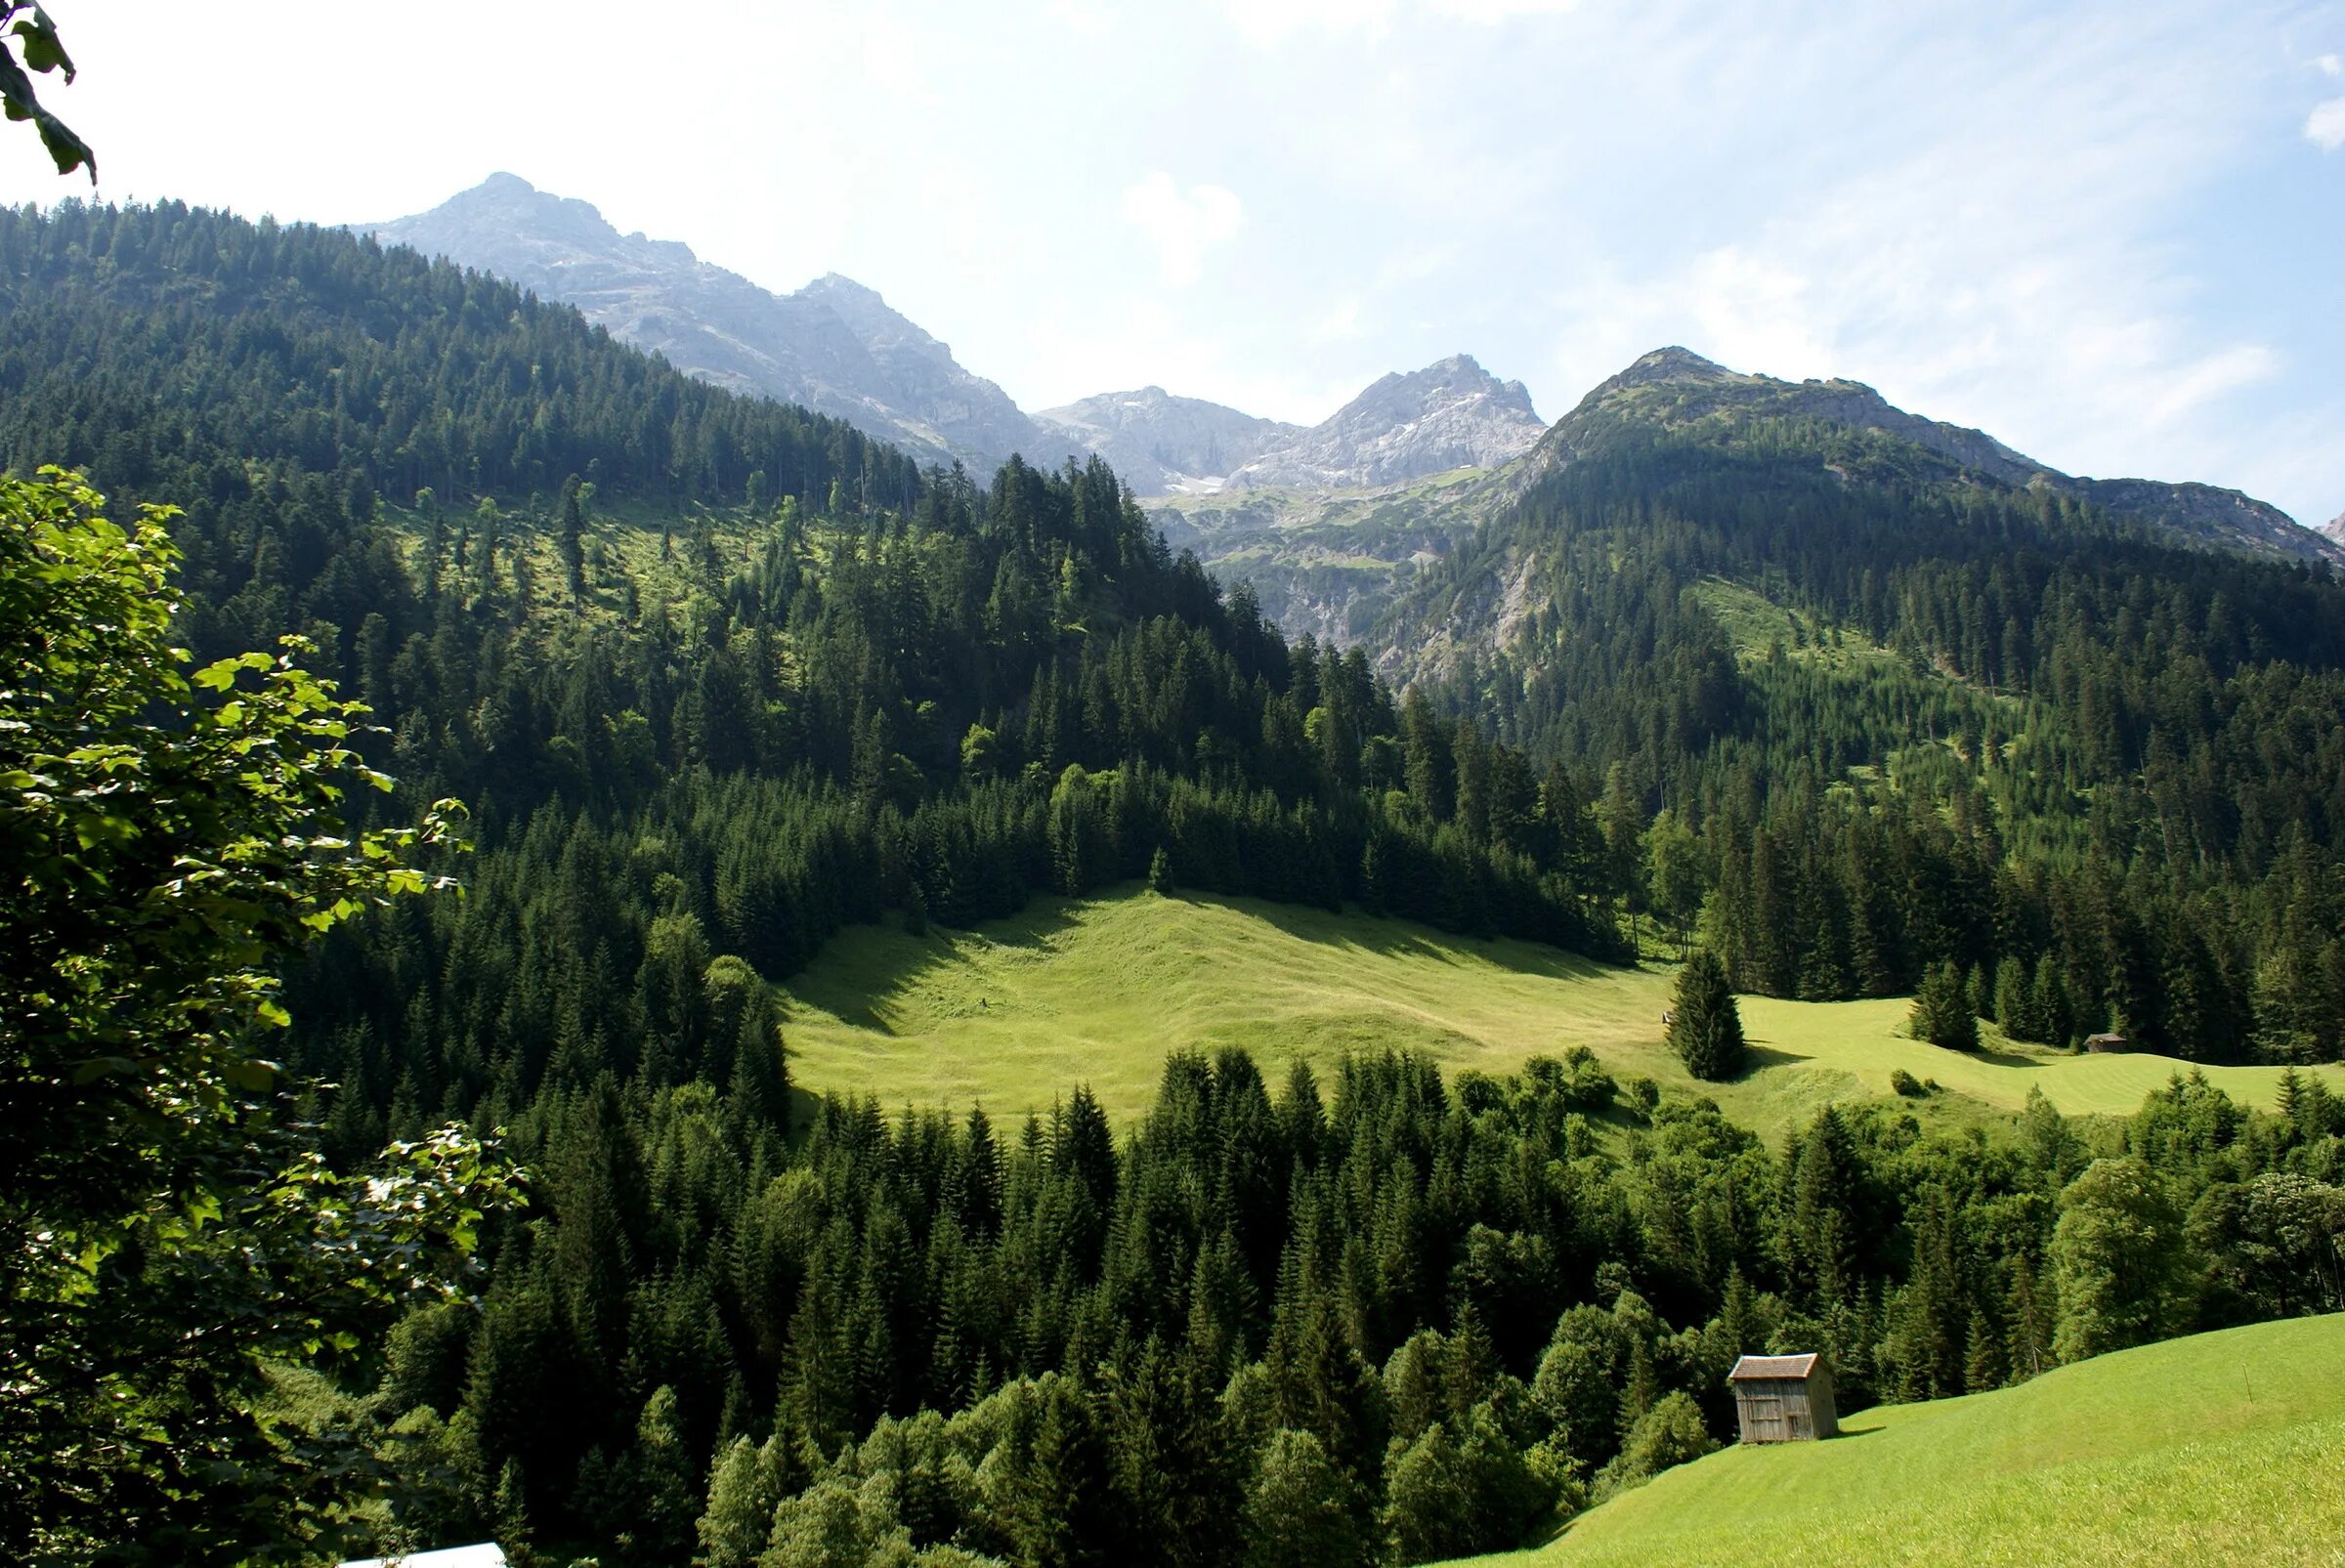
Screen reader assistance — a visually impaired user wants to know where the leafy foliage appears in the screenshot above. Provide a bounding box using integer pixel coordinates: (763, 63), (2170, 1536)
(0, 468), (501, 1563)
(0, 3), (93, 180)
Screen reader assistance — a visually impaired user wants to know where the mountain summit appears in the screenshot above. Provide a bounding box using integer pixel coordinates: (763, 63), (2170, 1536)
(1226, 354), (1544, 491)
(357, 178), (1549, 501)
(356, 174), (1042, 471)
(1033, 388), (1301, 496)
(1537, 348), (2340, 565)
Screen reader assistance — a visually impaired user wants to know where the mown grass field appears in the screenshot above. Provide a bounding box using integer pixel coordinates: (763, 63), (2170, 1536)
(779, 886), (2342, 1128)
(1445, 1313), (2345, 1568)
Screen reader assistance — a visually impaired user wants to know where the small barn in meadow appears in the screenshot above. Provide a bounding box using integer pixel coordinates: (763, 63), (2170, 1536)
(1728, 1352), (1838, 1442)
(2085, 1032), (2129, 1053)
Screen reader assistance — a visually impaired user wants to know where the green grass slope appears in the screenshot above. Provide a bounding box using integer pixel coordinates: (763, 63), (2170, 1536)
(779, 888), (2342, 1127)
(1450, 1313), (2345, 1568)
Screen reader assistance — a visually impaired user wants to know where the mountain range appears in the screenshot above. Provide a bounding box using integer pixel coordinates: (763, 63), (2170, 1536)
(356, 175), (1542, 498)
(358, 174), (2340, 595)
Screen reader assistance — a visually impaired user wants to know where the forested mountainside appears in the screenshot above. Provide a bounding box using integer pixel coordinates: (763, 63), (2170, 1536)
(0, 198), (1625, 958)
(357, 175), (1045, 476)
(10, 198), (2345, 1568)
(1380, 347), (2345, 1066)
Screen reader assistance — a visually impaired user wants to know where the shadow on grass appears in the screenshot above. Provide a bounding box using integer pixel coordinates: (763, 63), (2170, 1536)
(786, 882), (1627, 1032)
(1739, 1041), (1814, 1074)
(1182, 885), (1623, 983)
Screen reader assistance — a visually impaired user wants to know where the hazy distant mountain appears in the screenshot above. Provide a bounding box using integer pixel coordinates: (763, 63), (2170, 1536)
(1222, 355), (1544, 492)
(356, 177), (1559, 502)
(356, 174), (1044, 471)
(1033, 388), (1301, 495)
(2324, 511), (2345, 547)
(1537, 347), (2342, 565)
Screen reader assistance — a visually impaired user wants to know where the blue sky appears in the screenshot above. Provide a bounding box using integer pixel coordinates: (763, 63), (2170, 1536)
(7, 0), (2341, 524)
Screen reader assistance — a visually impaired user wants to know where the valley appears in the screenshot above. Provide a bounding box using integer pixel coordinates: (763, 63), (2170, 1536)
(8, 144), (2345, 1568)
(781, 885), (2345, 1131)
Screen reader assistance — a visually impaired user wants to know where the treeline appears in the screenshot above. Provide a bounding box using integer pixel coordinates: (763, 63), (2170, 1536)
(0, 199), (921, 516)
(1413, 425), (2345, 1061)
(362, 1044), (2345, 1565)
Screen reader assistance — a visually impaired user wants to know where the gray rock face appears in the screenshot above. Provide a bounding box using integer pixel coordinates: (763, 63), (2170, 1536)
(1225, 355), (1545, 492)
(1539, 347), (2343, 566)
(1032, 387), (1301, 495)
(2324, 511), (2345, 546)
(356, 174), (1044, 472)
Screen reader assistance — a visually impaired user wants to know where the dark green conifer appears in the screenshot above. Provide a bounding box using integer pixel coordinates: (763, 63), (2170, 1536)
(1668, 950), (1748, 1081)
(1909, 961), (1980, 1050)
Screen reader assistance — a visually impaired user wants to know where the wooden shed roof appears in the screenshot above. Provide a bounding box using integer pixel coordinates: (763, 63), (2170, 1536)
(1729, 1353), (1822, 1380)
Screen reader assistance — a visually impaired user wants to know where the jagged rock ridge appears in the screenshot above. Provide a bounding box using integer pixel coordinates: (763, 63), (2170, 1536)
(356, 174), (1044, 471)
(1226, 354), (1545, 491)
(1033, 388), (1301, 497)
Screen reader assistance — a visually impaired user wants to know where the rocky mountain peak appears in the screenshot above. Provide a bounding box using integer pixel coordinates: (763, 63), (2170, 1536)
(1225, 354), (1545, 492)
(356, 177), (1040, 471)
(1032, 387), (1303, 496)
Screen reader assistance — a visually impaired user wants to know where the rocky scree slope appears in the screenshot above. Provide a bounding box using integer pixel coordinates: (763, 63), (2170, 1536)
(1032, 387), (1301, 496)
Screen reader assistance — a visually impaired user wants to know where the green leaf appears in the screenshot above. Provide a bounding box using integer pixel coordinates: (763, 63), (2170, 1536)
(13, 11), (76, 78)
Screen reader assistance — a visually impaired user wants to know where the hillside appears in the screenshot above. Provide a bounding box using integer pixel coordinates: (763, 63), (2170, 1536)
(12, 197), (2345, 1568)
(1522, 347), (2343, 566)
(1447, 1313), (2345, 1568)
(356, 173), (1045, 472)
(780, 886), (2343, 1128)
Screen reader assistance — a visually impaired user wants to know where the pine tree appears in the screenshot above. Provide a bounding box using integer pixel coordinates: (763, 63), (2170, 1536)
(1149, 845), (1174, 896)
(1909, 961), (1979, 1050)
(1668, 950), (1748, 1082)
(1993, 954), (2035, 1041)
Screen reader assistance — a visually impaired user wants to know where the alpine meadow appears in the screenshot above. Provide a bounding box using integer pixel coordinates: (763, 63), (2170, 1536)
(5, 7), (2345, 1567)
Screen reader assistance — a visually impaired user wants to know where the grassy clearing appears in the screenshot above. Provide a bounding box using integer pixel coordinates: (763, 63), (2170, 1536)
(778, 888), (2342, 1129)
(1447, 1313), (2345, 1568)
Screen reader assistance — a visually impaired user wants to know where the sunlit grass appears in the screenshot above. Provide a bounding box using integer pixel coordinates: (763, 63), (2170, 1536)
(779, 886), (2342, 1130)
(1447, 1314), (2345, 1567)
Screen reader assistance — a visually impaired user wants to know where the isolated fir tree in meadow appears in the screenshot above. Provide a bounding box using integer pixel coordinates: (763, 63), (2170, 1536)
(1668, 950), (1747, 1081)
(1909, 960), (1980, 1050)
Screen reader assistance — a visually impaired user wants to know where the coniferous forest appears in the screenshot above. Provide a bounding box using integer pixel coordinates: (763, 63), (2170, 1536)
(7, 192), (2345, 1568)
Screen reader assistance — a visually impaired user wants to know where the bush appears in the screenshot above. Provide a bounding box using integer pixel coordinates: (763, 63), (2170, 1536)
(1890, 1069), (1927, 1098)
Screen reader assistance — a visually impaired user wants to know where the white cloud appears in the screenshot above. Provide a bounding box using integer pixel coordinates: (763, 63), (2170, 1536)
(2319, 54), (2342, 77)
(1539, 6), (2310, 505)
(2141, 344), (2280, 428)
(1221, 0), (1576, 43)
(1428, 0), (1582, 21)
(2308, 97), (2345, 150)
(1121, 174), (1244, 288)
(1219, 0), (1396, 46)
(1048, 0), (1109, 36)
(1317, 296), (1363, 340)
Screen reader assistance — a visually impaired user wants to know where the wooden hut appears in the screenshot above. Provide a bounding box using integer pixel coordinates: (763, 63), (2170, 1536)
(2084, 1033), (2129, 1053)
(1728, 1353), (1837, 1442)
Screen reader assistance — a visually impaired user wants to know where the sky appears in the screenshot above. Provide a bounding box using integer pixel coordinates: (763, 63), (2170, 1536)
(6, 0), (2342, 525)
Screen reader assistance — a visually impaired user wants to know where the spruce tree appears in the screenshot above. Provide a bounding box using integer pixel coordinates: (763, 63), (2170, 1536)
(1668, 949), (1748, 1082)
(1993, 954), (2034, 1041)
(1909, 961), (1980, 1050)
